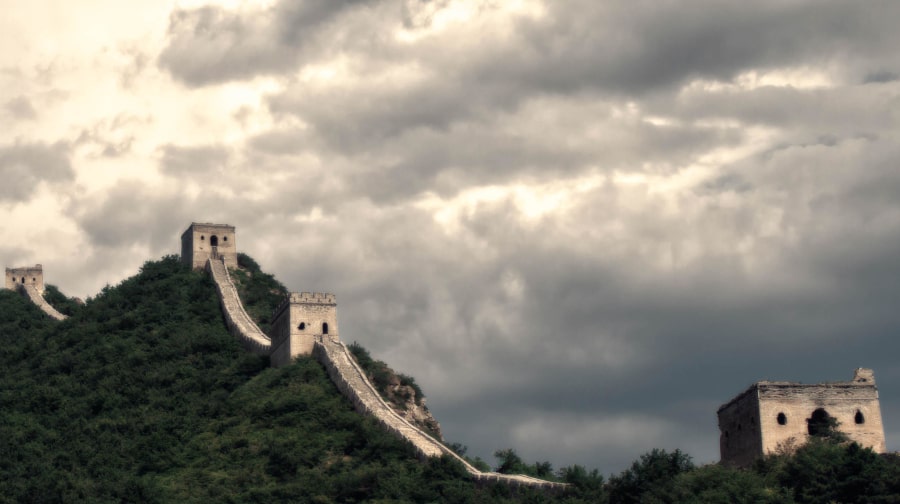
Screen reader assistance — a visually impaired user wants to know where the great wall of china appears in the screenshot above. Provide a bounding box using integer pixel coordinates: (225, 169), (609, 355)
(2, 222), (568, 492)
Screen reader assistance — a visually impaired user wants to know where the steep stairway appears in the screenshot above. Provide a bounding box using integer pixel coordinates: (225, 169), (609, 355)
(206, 256), (567, 491)
(207, 258), (271, 354)
(18, 284), (68, 321)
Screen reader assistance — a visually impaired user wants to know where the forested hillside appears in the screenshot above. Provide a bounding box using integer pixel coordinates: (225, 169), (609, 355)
(2, 256), (900, 503)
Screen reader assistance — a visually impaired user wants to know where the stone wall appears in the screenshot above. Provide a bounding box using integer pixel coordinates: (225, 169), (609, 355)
(182, 223), (238, 270)
(719, 368), (886, 467)
(18, 284), (67, 321)
(269, 292), (338, 367)
(5, 265), (44, 292)
(313, 337), (568, 492)
(207, 258), (271, 355)
(717, 386), (764, 468)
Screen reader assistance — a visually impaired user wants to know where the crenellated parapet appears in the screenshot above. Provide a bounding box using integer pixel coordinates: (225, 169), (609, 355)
(269, 291), (339, 367)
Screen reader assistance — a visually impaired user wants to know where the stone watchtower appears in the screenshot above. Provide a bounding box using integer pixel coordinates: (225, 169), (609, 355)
(181, 223), (238, 269)
(717, 368), (886, 467)
(5, 264), (45, 292)
(269, 292), (339, 367)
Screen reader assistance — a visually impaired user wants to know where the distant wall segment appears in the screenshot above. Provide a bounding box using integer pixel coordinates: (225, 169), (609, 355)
(19, 284), (67, 321)
(5, 264), (45, 291)
(207, 258), (271, 355)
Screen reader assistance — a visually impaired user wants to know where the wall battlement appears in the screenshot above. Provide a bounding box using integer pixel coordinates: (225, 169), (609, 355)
(269, 291), (339, 367)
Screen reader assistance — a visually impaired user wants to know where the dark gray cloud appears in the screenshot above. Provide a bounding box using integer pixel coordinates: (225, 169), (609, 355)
(0, 142), (73, 203)
(158, 0), (372, 85)
(12, 0), (900, 476)
(73, 181), (191, 251)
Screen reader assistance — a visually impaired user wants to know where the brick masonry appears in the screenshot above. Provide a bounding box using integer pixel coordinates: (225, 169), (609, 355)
(182, 223), (238, 270)
(718, 368), (886, 467)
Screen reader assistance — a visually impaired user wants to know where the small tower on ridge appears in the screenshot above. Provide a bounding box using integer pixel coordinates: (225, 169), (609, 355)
(181, 223), (238, 269)
(5, 264), (45, 292)
(269, 292), (339, 367)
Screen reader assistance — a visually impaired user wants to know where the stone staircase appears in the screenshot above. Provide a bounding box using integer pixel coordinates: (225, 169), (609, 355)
(18, 284), (67, 321)
(207, 258), (568, 491)
(314, 337), (569, 491)
(207, 258), (271, 354)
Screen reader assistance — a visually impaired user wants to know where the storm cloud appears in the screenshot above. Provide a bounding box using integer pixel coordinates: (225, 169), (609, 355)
(2, 0), (900, 474)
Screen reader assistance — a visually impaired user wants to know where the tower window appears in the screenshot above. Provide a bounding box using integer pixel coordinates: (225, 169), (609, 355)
(855, 410), (865, 424)
(298, 322), (306, 330)
(322, 322), (329, 335)
(777, 412), (787, 425)
(210, 235), (219, 246)
(201, 235), (205, 240)
(807, 408), (834, 437)
(223, 236), (228, 242)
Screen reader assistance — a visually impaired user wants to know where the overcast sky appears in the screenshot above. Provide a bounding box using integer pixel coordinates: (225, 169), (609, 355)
(3, 0), (900, 475)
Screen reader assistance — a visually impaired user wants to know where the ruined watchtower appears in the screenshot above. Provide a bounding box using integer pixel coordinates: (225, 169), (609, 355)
(181, 223), (237, 269)
(269, 292), (339, 367)
(717, 368), (886, 467)
(5, 264), (45, 292)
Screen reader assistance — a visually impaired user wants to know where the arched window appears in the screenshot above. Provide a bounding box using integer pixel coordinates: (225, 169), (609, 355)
(777, 412), (787, 425)
(200, 235), (205, 241)
(210, 235), (219, 247)
(855, 410), (865, 424)
(223, 236), (228, 242)
(21, 277), (25, 284)
(298, 322), (306, 330)
(807, 408), (835, 437)
(322, 322), (329, 335)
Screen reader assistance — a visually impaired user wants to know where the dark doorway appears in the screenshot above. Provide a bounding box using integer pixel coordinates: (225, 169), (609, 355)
(210, 235), (219, 247)
(322, 322), (329, 335)
(807, 408), (835, 437)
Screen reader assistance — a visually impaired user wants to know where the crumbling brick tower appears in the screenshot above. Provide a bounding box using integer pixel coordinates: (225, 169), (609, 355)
(5, 264), (45, 292)
(269, 292), (339, 367)
(717, 368), (886, 467)
(181, 223), (238, 269)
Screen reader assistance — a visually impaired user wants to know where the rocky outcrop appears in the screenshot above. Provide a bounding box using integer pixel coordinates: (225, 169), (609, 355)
(207, 258), (271, 355)
(18, 284), (67, 321)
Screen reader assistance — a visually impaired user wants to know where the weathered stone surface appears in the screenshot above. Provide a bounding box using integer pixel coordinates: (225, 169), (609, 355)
(269, 291), (338, 367)
(207, 258), (271, 355)
(5, 264), (44, 291)
(314, 338), (568, 491)
(18, 284), (67, 321)
(182, 223), (238, 270)
(718, 368), (886, 467)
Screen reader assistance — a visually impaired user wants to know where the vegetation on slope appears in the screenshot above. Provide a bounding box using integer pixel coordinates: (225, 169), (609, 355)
(42, 284), (83, 317)
(229, 252), (289, 334)
(3, 255), (900, 502)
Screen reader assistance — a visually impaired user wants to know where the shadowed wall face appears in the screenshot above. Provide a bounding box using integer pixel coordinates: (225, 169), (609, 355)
(181, 223), (237, 269)
(4, 265), (44, 292)
(718, 369), (886, 467)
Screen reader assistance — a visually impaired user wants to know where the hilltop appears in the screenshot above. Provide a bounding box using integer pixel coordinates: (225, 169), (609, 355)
(3, 255), (900, 503)
(0, 256), (591, 502)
